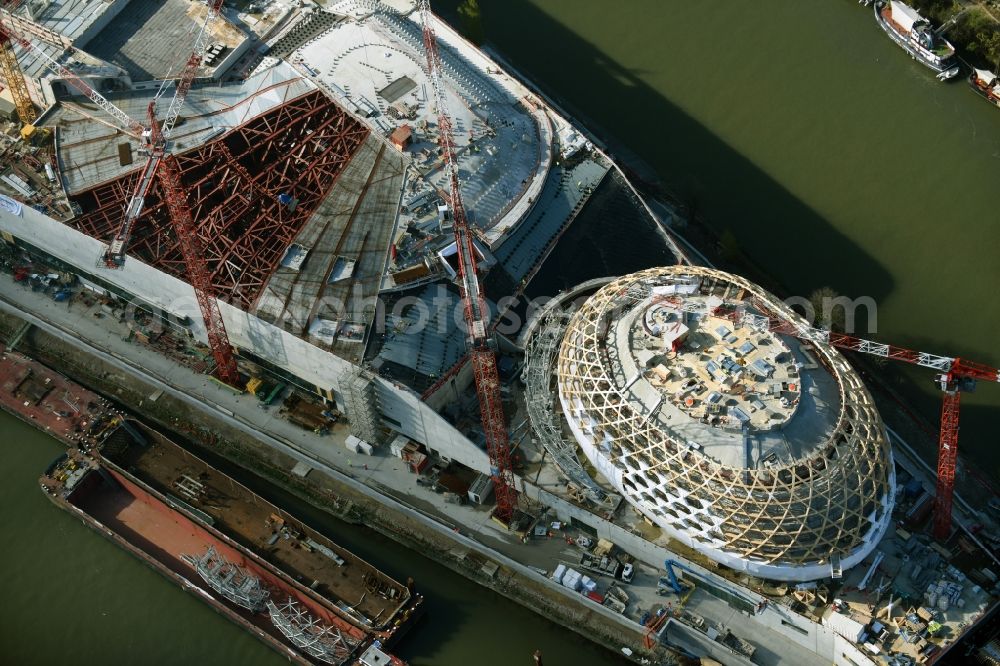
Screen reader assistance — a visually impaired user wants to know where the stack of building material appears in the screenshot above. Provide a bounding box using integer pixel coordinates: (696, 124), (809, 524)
(561, 568), (582, 591)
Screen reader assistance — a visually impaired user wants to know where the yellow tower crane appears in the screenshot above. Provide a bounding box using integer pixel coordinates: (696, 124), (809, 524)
(0, 6), (38, 138)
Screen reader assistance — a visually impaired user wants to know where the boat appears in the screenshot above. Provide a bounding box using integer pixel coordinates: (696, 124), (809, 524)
(875, 0), (959, 78)
(969, 67), (1000, 108)
(0, 348), (118, 447)
(40, 420), (423, 665)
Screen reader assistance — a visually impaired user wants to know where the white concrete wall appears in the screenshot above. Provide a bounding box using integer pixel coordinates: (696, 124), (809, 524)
(0, 197), (489, 474)
(74, 0), (132, 49)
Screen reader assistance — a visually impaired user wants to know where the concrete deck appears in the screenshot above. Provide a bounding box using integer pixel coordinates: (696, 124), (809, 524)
(291, 5), (553, 250)
(47, 63), (315, 193)
(86, 0), (244, 81)
(255, 133), (405, 358)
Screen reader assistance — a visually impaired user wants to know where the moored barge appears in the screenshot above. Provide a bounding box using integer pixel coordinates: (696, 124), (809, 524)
(0, 348), (117, 447)
(969, 67), (1000, 108)
(41, 421), (422, 665)
(875, 0), (959, 79)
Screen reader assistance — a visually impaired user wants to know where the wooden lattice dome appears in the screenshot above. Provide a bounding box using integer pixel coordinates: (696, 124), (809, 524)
(556, 267), (895, 581)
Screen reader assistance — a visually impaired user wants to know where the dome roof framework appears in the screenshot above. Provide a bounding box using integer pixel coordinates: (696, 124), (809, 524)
(556, 267), (894, 580)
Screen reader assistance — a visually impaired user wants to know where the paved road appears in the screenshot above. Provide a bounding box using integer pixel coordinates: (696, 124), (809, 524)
(0, 277), (832, 666)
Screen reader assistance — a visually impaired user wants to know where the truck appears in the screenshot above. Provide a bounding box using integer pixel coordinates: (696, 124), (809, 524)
(246, 376), (285, 405)
(602, 584), (629, 614)
(579, 552), (634, 583)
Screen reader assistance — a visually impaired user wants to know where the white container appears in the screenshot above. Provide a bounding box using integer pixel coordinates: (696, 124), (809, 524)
(551, 564), (566, 584)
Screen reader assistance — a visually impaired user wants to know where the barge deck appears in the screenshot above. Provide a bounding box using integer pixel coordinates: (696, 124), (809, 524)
(41, 422), (422, 665)
(0, 348), (117, 447)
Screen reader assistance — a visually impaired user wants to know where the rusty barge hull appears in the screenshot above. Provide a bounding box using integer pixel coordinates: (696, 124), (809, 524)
(0, 349), (116, 447)
(44, 466), (311, 665)
(42, 422), (422, 665)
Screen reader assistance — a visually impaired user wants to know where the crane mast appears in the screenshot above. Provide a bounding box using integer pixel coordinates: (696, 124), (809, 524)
(161, 0), (223, 137)
(714, 303), (1000, 540)
(104, 0), (223, 269)
(0, 4), (240, 386)
(0, 30), (36, 126)
(418, 0), (518, 523)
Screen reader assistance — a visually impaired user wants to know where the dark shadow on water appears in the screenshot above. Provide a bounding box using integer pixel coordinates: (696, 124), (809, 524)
(437, 1), (1000, 481)
(436, 0), (895, 306)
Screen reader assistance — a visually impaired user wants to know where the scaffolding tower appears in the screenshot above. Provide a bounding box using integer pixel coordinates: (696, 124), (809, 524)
(523, 309), (610, 505)
(267, 597), (360, 665)
(182, 546), (270, 612)
(340, 367), (384, 445)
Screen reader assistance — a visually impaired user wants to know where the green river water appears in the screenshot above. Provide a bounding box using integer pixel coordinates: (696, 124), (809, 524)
(5, 1), (1000, 664)
(442, 0), (1000, 476)
(1, 414), (627, 665)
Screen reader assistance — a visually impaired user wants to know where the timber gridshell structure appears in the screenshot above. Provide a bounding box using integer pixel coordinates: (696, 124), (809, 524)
(556, 266), (894, 580)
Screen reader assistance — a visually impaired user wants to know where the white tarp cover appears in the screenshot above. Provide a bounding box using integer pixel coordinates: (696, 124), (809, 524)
(652, 281), (700, 297)
(890, 1), (923, 33)
(974, 68), (998, 85)
(824, 612), (866, 643)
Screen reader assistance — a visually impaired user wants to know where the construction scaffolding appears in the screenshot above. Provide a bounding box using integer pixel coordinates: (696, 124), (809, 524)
(522, 309), (610, 506)
(266, 597), (360, 665)
(67, 89), (369, 309)
(182, 546), (270, 612)
(340, 367), (383, 446)
(556, 267), (895, 577)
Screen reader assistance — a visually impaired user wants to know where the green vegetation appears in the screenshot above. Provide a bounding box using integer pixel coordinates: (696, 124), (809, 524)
(457, 0), (486, 46)
(911, 1), (1000, 69)
(808, 286), (846, 332)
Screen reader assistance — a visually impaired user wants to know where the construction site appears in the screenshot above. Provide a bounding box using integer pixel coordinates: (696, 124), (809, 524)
(3, 0), (1000, 665)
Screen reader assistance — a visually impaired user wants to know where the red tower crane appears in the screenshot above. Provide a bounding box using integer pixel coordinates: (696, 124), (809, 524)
(103, 0), (224, 269)
(713, 301), (1000, 541)
(0, 5), (240, 386)
(417, 0), (518, 523)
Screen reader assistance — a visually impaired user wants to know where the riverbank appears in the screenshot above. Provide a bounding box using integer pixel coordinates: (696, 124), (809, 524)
(907, 0), (1000, 72)
(0, 309), (647, 665)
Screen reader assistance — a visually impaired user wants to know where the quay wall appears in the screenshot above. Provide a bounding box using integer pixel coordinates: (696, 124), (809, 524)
(0, 309), (668, 664)
(0, 294), (872, 666)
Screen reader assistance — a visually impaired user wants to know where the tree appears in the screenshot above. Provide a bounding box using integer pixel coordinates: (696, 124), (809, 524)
(808, 286), (846, 333)
(458, 0), (485, 46)
(975, 28), (1000, 71)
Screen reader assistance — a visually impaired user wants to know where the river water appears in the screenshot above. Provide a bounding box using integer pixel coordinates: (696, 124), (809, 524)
(441, 0), (1000, 476)
(1, 413), (625, 665)
(6, 2), (1000, 663)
